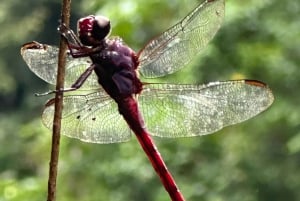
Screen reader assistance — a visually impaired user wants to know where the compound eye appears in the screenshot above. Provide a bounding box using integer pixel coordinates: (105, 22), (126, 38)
(77, 15), (111, 46)
(78, 15), (94, 35)
(92, 16), (111, 41)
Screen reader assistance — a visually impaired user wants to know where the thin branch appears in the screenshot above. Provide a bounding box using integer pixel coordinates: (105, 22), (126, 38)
(47, 0), (71, 201)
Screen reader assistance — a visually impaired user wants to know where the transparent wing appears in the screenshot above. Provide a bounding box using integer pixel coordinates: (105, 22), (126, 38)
(138, 0), (225, 78)
(42, 92), (132, 143)
(138, 80), (274, 137)
(21, 41), (99, 90)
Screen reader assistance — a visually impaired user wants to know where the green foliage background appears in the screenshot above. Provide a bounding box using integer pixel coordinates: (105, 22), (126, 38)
(0, 0), (299, 200)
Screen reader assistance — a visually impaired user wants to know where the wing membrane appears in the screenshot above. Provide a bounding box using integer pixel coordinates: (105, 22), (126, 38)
(42, 92), (131, 143)
(138, 80), (274, 137)
(138, 0), (225, 78)
(21, 41), (99, 90)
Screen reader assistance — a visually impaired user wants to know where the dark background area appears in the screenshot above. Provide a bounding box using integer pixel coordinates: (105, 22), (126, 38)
(0, 0), (299, 200)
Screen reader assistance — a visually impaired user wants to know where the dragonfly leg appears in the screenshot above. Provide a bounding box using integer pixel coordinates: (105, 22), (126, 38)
(68, 63), (96, 89)
(58, 23), (82, 46)
(58, 23), (103, 58)
(35, 64), (96, 96)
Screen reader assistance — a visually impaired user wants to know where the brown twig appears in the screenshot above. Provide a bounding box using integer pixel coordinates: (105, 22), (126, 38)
(47, 0), (71, 201)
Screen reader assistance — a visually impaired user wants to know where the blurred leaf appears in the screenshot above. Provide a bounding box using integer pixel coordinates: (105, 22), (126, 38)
(287, 132), (300, 154)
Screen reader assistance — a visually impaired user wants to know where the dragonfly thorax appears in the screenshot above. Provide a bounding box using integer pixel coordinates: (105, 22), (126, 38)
(91, 37), (142, 100)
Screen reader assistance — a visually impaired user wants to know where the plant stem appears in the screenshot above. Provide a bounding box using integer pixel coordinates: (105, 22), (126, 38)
(47, 0), (71, 200)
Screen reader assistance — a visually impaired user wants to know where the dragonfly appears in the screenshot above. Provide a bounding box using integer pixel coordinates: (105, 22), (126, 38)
(21, 0), (274, 200)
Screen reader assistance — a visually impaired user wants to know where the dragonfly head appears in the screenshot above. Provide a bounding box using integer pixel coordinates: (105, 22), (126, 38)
(78, 15), (111, 46)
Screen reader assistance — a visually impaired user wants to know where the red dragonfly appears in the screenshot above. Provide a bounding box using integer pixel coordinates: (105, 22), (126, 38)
(21, 0), (273, 200)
